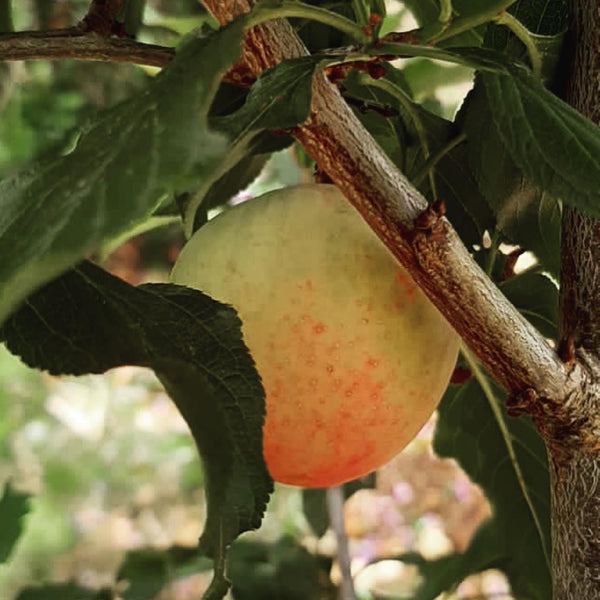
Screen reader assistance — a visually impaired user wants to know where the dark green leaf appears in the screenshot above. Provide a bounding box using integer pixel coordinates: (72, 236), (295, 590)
(291, 1), (357, 51)
(484, 0), (568, 88)
(191, 152), (274, 230)
(184, 56), (326, 230)
(461, 78), (561, 276)
(496, 183), (561, 278)
(397, 520), (507, 600)
(434, 373), (551, 599)
(228, 536), (320, 600)
(1, 261), (273, 593)
(199, 131), (293, 212)
(302, 489), (330, 539)
(121, 0), (147, 36)
(482, 65), (600, 218)
(0, 484), (30, 563)
(0, 0), (12, 31)
(215, 56), (325, 137)
(486, 0), (568, 42)
(16, 583), (112, 600)
(117, 547), (208, 600)
(118, 551), (170, 600)
(0, 22), (245, 326)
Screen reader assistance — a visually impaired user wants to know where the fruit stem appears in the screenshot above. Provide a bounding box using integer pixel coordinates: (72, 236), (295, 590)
(327, 486), (358, 600)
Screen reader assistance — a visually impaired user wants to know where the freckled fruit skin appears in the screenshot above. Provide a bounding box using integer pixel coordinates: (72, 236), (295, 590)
(171, 184), (459, 488)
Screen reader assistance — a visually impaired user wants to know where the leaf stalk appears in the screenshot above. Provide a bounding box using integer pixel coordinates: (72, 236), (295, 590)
(246, 0), (369, 45)
(494, 11), (542, 77)
(423, 0), (519, 43)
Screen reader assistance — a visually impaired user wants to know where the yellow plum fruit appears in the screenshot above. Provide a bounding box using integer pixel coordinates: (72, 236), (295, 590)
(171, 184), (459, 488)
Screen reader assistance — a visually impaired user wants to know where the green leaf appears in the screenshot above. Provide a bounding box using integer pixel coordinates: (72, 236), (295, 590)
(461, 78), (561, 276)
(1, 261), (273, 595)
(485, 0), (568, 42)
(117, 546), (209, 600)
(216, 56), (325, 137)
(291, 1), (357, 52)
(434, 371), (551, 599)
(0, 0), (12, 31)
(384, 522), (508, 600)
(484, 0), (568, 87)
(189, 139), (290, 231)
(402, 58), (474, 103)
(495, 183), (561, 278)
(121, 0), (147, 36)
(396, 523), (500, 599)
(0, 21), (245, 326)
(184, 55), (327, 232)
(0, 484), (30, 563)
(228, 536), (320, 600)
(302, 488), (331, 539)
(481, 65), (600, 218)
(118, 551), (169, 600)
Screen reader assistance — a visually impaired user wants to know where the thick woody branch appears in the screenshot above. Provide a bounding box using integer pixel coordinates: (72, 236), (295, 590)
(0, 28), (174, 67)
(537, 0), (600, 596)
(203, 1), (568, 398)
(560, 0), (600, 356)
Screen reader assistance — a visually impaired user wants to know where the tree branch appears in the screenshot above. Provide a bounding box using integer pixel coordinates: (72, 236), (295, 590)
(0, 28), (174, 66)
(202, 1), (569, 399)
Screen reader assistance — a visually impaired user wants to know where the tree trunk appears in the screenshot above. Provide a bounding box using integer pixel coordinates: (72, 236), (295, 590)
(551, 448), (600, 598)
(552, 1), (600, 598)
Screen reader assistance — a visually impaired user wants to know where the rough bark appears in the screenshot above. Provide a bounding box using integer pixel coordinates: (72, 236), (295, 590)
(202, 2), (569, 400)
(551, 1), (600, 598)
(551, 438), (600, 598)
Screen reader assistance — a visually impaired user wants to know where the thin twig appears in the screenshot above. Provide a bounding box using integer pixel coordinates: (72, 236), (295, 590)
(0, 28), (174, 66)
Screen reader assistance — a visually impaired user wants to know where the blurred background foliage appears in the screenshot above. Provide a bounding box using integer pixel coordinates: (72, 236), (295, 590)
(0, 1), (512, 599)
